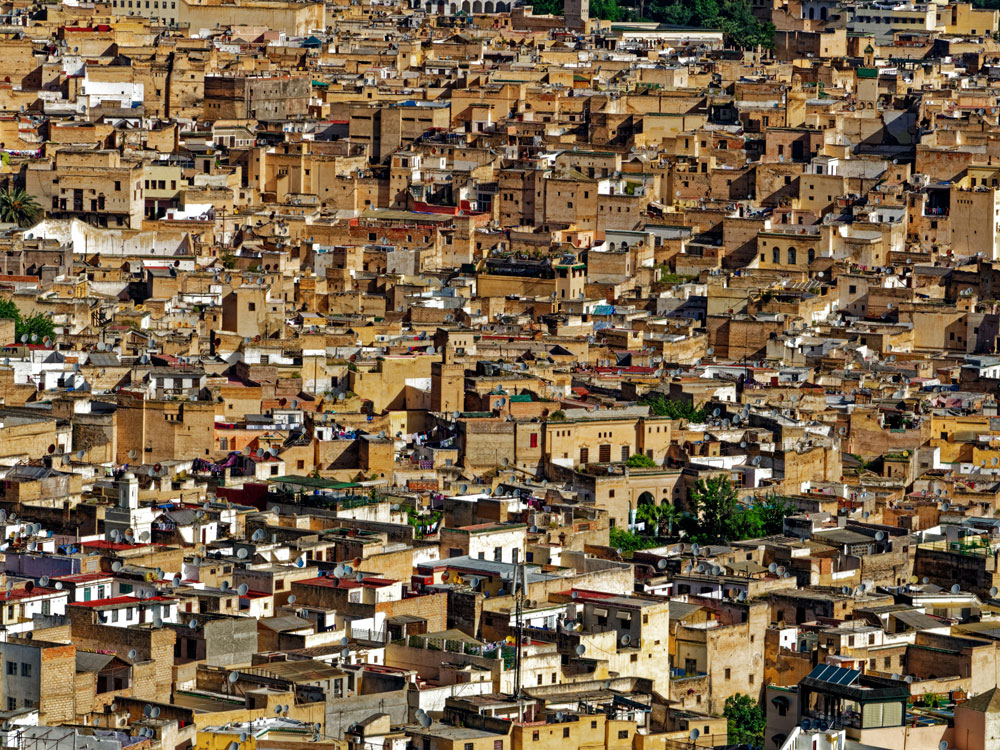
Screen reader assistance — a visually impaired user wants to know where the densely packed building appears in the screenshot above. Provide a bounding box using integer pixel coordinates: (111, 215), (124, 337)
(0, 1), (1000, 750)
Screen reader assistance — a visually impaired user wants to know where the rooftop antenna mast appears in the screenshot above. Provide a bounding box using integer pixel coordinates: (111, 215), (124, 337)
(513, 553), (525, 705)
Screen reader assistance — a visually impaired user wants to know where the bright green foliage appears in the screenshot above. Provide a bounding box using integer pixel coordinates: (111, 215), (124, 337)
(0, 188), (41, 228)
(609, 525), (660, 553)
(590, 0), (626, 20)
(684, 476), (794, 544)
(642, 394), (706, 422)
(18, 314), (54, 343)
(636, 500), (682, 537)
(645, 0), (774, 49)
(526, 0), (628, 19)
(724, 694), (765, 746)
(0, 299), (55, 343)
(626, 453), (658, 468)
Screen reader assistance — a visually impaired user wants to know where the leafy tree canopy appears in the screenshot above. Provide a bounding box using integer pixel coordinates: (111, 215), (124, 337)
(724, 694), (766, 747)
(626, 452), (658, 468)
(642, 393), (706, 422)
(609, 525), (661, 553)
(684, 476), (794, 544)
(0, 299), (55, 343)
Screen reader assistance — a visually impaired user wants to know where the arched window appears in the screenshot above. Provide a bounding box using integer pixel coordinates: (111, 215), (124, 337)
(772, 247), (780, 264)
(808, 248), (815, 264)
(788, 247), (797, 265)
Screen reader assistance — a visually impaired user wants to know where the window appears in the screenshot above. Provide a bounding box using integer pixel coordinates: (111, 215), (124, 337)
(725, 668), (731, 680)
(591, 721), (597, 729)
(532, 732), (539, 742)
(618, 731), (629, 740)
(530, 433), (538, 448)
(5, 662), (14, 676)
(465, 744), (474, 750)
(20, 663), (30, 677)
(114, 181), (121, 191)
(562, 729), (570, 738)
(6, 699), (13, 711)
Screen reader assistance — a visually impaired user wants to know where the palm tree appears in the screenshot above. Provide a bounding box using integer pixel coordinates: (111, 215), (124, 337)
(0, 187), (41, 227)
(659, 503), (682, 537)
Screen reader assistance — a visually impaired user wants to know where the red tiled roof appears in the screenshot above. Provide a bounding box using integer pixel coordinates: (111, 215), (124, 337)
(69, 595), (175, 608)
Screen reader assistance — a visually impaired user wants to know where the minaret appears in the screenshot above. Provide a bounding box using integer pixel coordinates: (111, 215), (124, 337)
(565, 0), (589, 30)
(118, 472), (139, 511)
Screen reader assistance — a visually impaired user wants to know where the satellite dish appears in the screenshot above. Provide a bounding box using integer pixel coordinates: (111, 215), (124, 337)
(151, 708), (160, 719)
(689, 729), (700, 741)
(112, 561), (122, 572)
(289, 594), (297, 604)
(237, 548), (249, 559)
(237, 584), (248, 596)
(188, 618), (198, 629)
(39, 576), (48, 587)
(875, 531), (885, 541)
(951, 584), (961, 594)
(575, 644), (586, 656)
(252, 529), (266, 542)
(128, 649), (137, 660)
(228, 672), (239, 683)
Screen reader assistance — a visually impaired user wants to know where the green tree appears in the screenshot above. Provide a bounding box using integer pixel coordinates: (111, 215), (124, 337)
(642, 393), (706, 422)
(626, 453), (657, 468)
(643, 0), (774, 50)
(609, 525), (659, 553)
(0, 299), (55, 343)
(590, 0), (624, 20)
(530, 0), (562, 14)
(686, 475), (742, 544)
(17, 314), (54, 343)
(724, 694), (765, 746)
(0, 299), (17, 322)
(636, 501), (682, 537)
(0, 187), (41, 227)
(742, 496), (795, 537)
